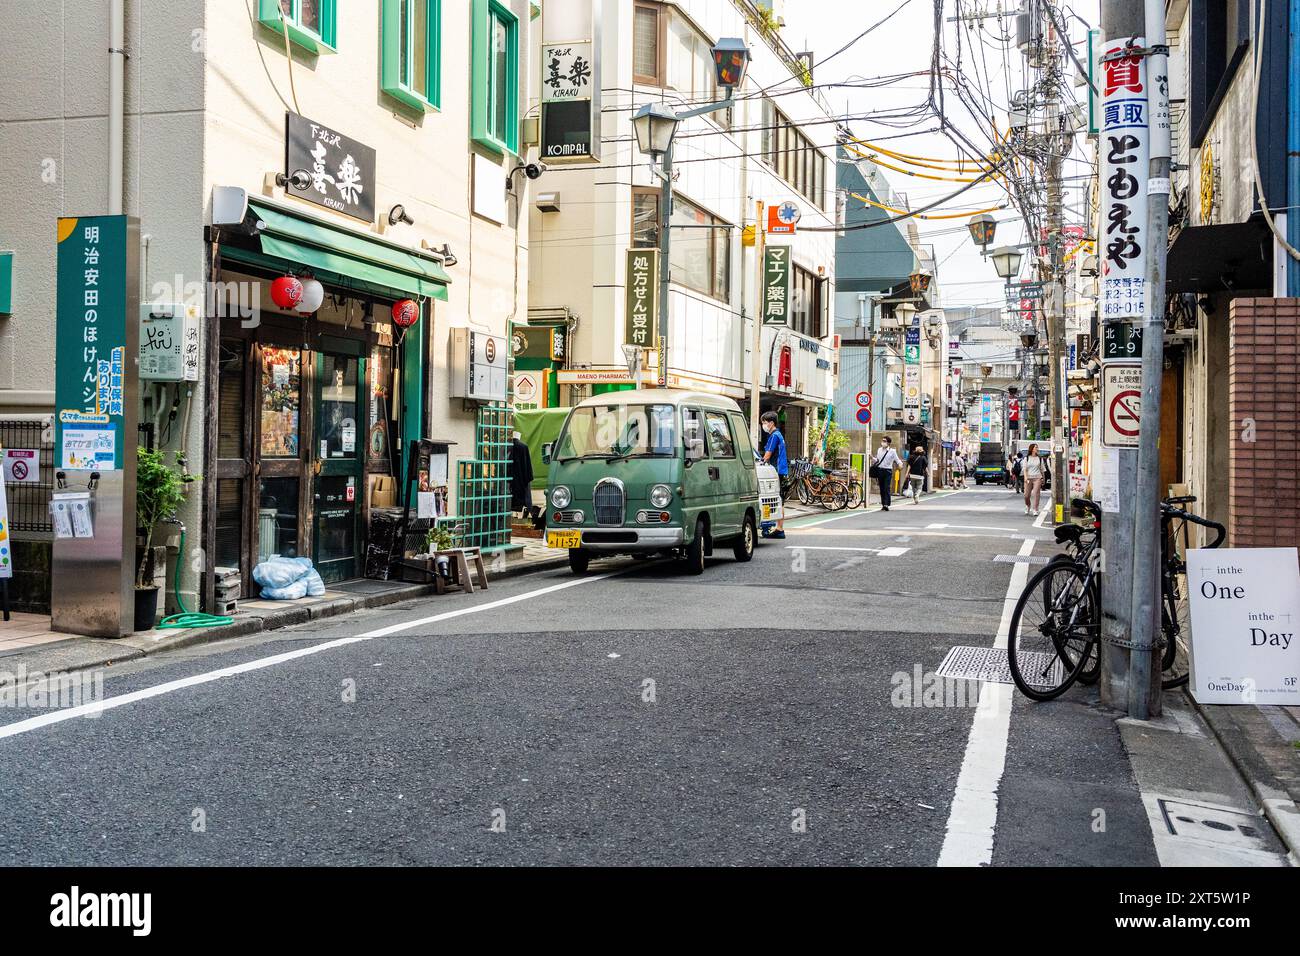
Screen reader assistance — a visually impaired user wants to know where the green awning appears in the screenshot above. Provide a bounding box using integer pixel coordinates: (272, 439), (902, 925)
(246, 200), (450, 301)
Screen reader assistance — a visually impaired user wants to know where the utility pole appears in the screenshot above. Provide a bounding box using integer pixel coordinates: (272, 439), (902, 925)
(751, 200), (766, 448)
(656, 144), (673, 388)
(1098, 0), (1148, 712)
(865, 296), (877, 507)
(1127, 0), (1172, 719)
(1044, 15), (1068, 525)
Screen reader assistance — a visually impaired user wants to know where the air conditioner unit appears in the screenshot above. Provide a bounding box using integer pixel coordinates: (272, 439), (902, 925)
(449, 327), (507, 402)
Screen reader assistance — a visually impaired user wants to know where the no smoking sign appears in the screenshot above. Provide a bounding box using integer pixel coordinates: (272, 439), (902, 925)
(1102, 363), (1142, 447)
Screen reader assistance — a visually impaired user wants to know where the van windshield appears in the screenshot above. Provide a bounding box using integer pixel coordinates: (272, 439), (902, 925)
(555, 404), (677, 461)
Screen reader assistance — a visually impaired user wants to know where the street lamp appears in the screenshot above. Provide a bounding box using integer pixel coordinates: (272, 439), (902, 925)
(894, 301), (917, 329)
(966, 214), (997, 251)
(989, 245), (1024, 280)
(631, 103), (679, 159)
(908, 270), (932, 296)
(632, 40), (750, 393)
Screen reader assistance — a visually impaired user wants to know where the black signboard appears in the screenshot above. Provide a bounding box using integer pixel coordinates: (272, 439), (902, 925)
(1102, 321), (1143, 360)
(285, 112), (377, 223)
(542, 100), (593, 161)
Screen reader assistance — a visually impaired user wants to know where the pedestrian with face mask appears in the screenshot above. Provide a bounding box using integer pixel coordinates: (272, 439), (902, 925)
(871, 436), (902, 511)
(906, 445), (928, 504)
(760, 411), (788, 538)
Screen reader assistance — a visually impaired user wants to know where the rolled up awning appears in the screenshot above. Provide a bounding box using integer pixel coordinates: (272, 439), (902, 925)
(234, 199), (450, 301)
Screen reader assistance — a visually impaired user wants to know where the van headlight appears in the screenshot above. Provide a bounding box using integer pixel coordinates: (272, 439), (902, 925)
(649, 484), (673, 508)
(550, 486), (571, 508)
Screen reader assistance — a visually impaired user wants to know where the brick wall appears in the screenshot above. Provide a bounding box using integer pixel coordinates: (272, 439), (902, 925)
(1228, 298), (1300, 548)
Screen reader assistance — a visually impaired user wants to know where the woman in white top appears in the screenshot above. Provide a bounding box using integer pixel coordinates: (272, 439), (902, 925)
(1022, 442), (1049, 515)
(873, 438), (902, 511)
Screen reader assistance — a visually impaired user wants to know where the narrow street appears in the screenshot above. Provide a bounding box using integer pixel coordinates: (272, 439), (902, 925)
(8, 486), (1273, 868)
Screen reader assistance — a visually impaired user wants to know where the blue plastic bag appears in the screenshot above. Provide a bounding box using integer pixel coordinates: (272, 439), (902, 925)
(260, 580), (309, 601)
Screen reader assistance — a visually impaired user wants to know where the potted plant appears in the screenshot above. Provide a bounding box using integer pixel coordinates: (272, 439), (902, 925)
(425, 524), (455, 578)
(135, 447), (189, 631)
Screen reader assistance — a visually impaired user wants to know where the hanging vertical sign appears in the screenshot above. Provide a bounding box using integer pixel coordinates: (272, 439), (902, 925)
(624, 248), (659, 349)
(55, 216), (132, 470)
(763, 246), (791, 325)
(1099, 37), (1150, 321)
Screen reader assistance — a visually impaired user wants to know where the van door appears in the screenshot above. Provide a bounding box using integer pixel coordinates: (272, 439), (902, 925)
(729, 411), (760, 522)
(703, 409), (741, 537)
(681, 406), (715, 537)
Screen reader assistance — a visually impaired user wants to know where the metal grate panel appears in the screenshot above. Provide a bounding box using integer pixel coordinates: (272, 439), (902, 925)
(446, 403), (512, 551)
(935, 644), (1063, 688)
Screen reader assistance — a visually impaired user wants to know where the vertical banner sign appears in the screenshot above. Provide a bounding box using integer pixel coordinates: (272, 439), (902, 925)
(56, 216), (129, 470)
(980, 395), (993, 441)
(625, 248), (659, 349)
(763, 246), (791, 325)
(1099, 37), (1150, 320)
(904, 323), (922, 425)
(0, 456), (11, 578)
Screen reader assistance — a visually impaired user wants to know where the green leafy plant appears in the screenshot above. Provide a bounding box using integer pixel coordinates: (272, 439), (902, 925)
(425, 524), (454, 554)
(136, 447), (190, 589)
(810, 418), (851, 464)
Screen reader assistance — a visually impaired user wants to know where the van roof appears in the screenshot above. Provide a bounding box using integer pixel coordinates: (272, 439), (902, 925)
(574, 388), (742, 412)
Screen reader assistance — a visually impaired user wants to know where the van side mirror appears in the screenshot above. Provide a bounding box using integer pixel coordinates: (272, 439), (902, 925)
(685, 437), (706, 465)
(541, 442), (554, 464)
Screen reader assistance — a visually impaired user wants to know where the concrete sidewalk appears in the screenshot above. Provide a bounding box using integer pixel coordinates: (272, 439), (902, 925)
(0, 540), (567, 686)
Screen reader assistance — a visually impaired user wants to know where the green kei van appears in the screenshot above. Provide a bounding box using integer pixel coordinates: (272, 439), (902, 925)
(543, 389), (762, 575)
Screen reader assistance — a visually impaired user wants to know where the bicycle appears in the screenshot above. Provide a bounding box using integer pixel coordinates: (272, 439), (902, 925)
(1007, 496), (1225, 700)
(792, 460), (849, 510)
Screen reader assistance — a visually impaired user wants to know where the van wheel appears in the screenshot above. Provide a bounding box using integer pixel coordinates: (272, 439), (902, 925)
(733, 514), (756, 562)
(568, 549), (591, 575)
(682, 518), (707, 575)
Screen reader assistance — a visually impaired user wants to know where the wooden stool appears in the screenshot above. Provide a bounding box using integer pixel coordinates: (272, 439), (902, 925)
(433, 547), (489, 595)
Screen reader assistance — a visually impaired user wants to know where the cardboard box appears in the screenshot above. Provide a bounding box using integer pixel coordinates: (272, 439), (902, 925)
(369, 474), (397, 509)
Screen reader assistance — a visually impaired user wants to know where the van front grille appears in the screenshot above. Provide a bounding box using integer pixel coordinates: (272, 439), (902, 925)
(594, 481), (625, 526)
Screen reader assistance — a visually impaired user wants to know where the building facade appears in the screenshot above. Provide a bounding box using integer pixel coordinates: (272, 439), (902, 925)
(527, 0), (838, 458)
(0, 0), (535, 610)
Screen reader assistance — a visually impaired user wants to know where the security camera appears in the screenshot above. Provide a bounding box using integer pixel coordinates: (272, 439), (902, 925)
(525, 161), (547, 180)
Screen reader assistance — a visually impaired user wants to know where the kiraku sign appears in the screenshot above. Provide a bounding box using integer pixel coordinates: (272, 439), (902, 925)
(1186, 547), (1300, 705)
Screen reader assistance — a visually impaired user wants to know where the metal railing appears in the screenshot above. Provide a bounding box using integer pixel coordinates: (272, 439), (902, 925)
(0, 419), (54, 538)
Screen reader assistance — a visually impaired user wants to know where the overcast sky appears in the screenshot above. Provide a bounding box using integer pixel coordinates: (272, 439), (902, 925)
(780, 0), (1101, 312)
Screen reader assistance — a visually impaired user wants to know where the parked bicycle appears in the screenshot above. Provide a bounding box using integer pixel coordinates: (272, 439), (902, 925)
(789, 459), (849, 511)
(1006, 495), (1225, 701)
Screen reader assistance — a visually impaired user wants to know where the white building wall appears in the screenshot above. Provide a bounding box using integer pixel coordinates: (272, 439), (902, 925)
(530, 0), (837, 407)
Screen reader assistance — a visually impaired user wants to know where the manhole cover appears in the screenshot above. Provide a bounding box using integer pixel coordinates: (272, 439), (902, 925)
(935, 645), (1062, 687)
(994, 554), (1051, 565)
(1157, 799), (1267, 848)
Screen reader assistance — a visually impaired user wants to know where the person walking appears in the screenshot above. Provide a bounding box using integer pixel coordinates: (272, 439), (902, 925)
(952, 451), (966, 488)
(760, 411), (788, 539)
(1022, 442), (1049, 515)
(871, 436), (902, 511)
(906, 445), (928, 504)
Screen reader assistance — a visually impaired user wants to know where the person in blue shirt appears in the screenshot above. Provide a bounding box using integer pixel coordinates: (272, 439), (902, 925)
(760, 411), (788, 539)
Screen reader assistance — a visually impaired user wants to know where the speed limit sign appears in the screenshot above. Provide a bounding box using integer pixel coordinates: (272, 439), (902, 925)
(855, 391), (872, 408)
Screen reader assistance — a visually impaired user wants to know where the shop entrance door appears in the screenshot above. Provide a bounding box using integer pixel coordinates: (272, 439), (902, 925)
(313, 339), (365, 583)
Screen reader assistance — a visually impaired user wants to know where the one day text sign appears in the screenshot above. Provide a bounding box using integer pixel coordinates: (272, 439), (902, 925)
(1187, 547), (1300, 705)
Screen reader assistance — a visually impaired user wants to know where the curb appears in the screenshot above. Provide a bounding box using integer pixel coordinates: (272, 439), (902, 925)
(1184, 690), (1300, 864)
(0, 552), (569, 685)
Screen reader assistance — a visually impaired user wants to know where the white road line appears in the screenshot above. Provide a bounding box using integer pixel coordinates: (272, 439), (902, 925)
(782, 545), (910, 556)
(927, 523), (1021, 532)
(0, 571), (615, 741)
(1033, 505), (1052, 529)
(937, 535), (1034, 867)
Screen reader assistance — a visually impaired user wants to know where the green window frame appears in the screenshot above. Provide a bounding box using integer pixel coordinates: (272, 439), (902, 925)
(382, 0), (441, 112)
(258, 0), (337, 55)
(471, 0), (520, 155)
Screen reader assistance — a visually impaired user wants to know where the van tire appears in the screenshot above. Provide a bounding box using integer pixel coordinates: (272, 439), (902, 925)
(568, 549), (591, 575)
(683, 518), (707, 575)
(733, 513), (756, 562)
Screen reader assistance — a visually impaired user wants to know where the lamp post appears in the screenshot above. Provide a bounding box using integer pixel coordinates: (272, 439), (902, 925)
(632, 39), (749, 395)
(966, 213), (997, 253)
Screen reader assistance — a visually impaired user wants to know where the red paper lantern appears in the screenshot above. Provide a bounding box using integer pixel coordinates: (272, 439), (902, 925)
(391, 299), (420, 328)
(270, 275), (304, 310)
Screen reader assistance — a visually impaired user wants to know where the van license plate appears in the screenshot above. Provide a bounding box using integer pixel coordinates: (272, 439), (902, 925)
(761, 504), (772, 520)
(547, 530), (582, 549)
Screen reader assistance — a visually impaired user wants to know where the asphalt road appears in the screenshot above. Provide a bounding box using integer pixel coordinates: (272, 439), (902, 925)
(0, 486), (1160, 866)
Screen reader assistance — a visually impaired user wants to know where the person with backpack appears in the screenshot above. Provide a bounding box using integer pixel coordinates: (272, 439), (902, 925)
(906, 445), (928, 504)
(871, 437), (902, 511)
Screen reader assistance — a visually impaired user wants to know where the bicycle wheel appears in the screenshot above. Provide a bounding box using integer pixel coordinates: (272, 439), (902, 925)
(846, 480), (863, 509)
(1008, 562), (1099, 701)
(1161, 572), (1192, 689)
(796, 477), (813, 506)
(823, 480), (850, 511)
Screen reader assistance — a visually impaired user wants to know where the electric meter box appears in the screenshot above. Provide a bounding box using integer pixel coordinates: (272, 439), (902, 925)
(449, 327), (507, 402)
(139, 302), (200, 382)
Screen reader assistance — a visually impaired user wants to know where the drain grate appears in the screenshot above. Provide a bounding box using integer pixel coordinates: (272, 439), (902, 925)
(994, 554), (1051, 565)
(1157, 799), (1267, 847)
(936, 644), (1064, 687)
